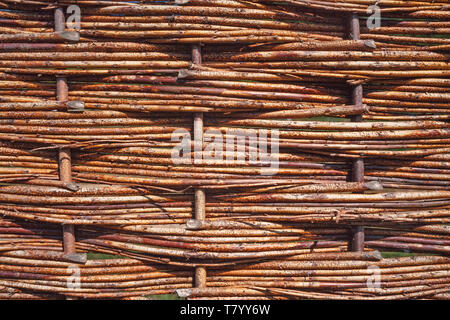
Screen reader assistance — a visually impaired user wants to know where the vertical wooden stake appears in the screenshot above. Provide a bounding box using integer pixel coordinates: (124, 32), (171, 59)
(191, 44), (207, 288)
(351, 226), (365, 252)
(54, 6), (78, 300)
(348, 14), (365, 252)
(55, 5), (77, 258)
(59, 148), (76, 255)
(195, 188), (206, 222)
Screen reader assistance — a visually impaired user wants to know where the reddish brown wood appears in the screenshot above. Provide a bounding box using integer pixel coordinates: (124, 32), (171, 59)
(348, 14), (365, 252)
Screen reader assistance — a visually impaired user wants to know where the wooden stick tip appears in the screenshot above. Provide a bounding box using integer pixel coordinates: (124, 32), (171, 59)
(186, 219), (204, 230)
(176, 289), (192, 298)
(65, 183), (80, 192)
(64, 253), (87, 264)
(364, 40), (377, 49)
(67, 101), (85, 113)
(178, 69), (189, 79)
(365, 181), (383, 191)
(58, 31), (80, 42)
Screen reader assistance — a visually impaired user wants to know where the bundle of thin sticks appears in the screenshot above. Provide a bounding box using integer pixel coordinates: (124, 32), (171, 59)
(0, 0), (448, 300)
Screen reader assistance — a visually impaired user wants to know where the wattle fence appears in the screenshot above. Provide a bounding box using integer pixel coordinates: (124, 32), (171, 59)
(0, 0), (448, 300)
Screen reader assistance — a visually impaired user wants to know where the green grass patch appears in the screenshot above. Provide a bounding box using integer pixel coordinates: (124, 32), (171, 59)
(301, 116), (349, 122)
(381, 251), (417, 258)
(87, 253), (126, 260)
